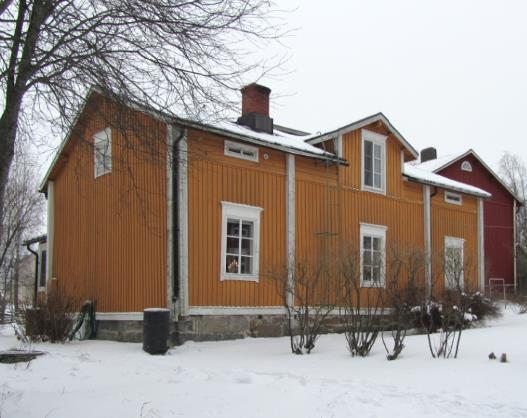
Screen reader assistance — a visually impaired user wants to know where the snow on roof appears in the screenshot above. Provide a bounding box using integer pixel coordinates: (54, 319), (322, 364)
(407, 150), (469, 172)
(212, 120), (329, 157)
(403, 163), (491, 197)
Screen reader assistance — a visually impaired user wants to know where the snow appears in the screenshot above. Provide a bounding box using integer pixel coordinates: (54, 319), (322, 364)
(403, 163), (491, 197)
(1, 308), (527, 417)
(212, 120), (330, 157)
(407, 151), (469, 173)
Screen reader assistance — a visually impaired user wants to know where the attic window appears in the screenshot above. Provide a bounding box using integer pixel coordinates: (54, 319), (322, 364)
(94, 128), (112, 178)
(461, 161), (472, 172)
(224, 140), (259, 162)
(445, 191), (462, 205)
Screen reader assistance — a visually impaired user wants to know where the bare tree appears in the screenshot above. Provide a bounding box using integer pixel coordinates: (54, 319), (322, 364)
(0, 0), (286, 236)
(499, 152), (527, 293)
(0, 157), (44, 321)
(270, 254), (339, 355)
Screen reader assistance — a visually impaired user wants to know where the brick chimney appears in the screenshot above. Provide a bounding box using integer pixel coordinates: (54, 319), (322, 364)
(237, 83), (274, 134)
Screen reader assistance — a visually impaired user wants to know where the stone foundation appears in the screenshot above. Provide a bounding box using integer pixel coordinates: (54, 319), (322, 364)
(95, 314), (352, 345)
(95, 314), (290, 345)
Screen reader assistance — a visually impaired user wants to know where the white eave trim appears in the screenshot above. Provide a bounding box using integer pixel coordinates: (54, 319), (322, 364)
(403, 174), (490, 198)
(306, 113), (419, 159)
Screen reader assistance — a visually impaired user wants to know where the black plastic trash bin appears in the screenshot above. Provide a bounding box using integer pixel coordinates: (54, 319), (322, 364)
(143, 308), (170, 355)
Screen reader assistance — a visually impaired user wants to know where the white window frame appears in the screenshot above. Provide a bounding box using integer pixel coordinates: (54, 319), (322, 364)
(461, 161), (472, 172)
(444, 236), (465, 289)
(220, 202), (263, 282)
(360, 223), (387, 288)
(37, 242), (47, 291)
(361, 129), (387, 195)
(94, 127), (112, 178)
(224, 140), (259, 162)
(444, 191), (462, 205)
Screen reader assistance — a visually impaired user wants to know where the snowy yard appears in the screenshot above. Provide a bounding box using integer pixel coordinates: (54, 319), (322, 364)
(1, 308), (527, 418)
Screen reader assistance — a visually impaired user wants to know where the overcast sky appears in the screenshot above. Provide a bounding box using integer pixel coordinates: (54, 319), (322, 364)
(259, 0), (527, 169)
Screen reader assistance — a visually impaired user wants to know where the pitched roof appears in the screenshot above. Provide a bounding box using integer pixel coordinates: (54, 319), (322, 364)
(305, 112), (419, 159)
(403, 164), (491, 198)
(409, 149), (521, 203)
(39, 89), (341, 192)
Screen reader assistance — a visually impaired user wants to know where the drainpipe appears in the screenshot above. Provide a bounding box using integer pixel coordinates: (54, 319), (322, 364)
(423, 185), (432, 298)
(25, 242), (39, 306)
(513, 199), (517, 294)
(167, 124), (186, 308)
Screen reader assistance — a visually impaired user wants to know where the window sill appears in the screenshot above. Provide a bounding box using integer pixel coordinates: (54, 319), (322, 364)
(360, 281), (385, 288)
(361, 185), (386, 196)
(221, 273), (259, 282)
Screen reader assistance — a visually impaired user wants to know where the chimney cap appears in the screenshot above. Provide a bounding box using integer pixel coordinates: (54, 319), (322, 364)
(241, 83), (271, 94)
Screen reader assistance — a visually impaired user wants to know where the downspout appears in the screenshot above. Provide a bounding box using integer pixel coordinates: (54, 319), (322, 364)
(423, 185), (432, 298)
(25, 242), (39, 306)
(167, 124), (186, 309)
(513, 199), (517, 294)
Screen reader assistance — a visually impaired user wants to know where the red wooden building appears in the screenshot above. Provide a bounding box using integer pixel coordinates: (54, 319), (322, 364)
(412, 149), (521, 295)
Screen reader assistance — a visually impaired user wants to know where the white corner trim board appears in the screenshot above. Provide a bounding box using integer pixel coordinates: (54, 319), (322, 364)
(46, 181), (55, 283)
(478, 198), (485, 291)
(166, 124), (176, 314)
(177, 129), (189, 316)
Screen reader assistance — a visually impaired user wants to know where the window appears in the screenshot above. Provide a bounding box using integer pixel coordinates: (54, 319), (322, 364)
(224, 140), (259, 162)
(445, 191), (462, 205)
(38, 244), (47, 289)
(221, 202), (263, 281)
(444, 236), (464, 289)
(94, 128), (112, 178)
(360, 223), (387, 287)
(461, 161), (472, 172)
(362, 129), (386, 193)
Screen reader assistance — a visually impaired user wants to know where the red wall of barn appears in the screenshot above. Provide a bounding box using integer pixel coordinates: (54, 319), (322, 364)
(437, 154), (515, 288)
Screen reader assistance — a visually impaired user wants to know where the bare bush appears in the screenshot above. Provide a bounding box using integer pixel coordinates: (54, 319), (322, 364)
(17, 283), (77, 343)
(381, 246), (426, 360)
(270, 255), (339, 354)
(338, 246), (384, 357)
(422, 253), (476, 359)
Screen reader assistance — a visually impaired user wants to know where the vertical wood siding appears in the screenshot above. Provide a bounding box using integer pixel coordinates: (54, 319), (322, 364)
(430, 193), (479, 293)
(187, 130), (286, 306)
(51, 95), (167, 312)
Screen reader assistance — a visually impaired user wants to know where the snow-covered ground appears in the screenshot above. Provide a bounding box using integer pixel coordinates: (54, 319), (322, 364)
(1, 307), (526, 418)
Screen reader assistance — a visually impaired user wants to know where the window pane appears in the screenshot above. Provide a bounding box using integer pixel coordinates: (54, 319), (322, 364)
(363, 249), (372, 266)
(226, 255), (239, 273)
(227, 237), (239, 255)
(364, 141), (373, 159)
(374, 143), (381, 159)
(227, 219), (240, 236)
(363, 236), (372, 250)
(372, 237), (381, 251)
(373, 250), (381, 267)
(365, 170), (373, 186)
(374, 173), (381, 189)
(372, 267), (381, 282)
(241, 221), (253, 238)
(363, 265), (372, 281)
(241, 238), (253, 255)
(241, 256), (253, 274)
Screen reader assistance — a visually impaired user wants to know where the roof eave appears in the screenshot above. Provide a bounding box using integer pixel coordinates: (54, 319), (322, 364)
(403, 175), (491, 199)
(306, 113), (419, 159)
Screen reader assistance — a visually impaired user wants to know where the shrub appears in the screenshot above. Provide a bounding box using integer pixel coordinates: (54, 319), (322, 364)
(18, 287), (77, 343)
(464, 292), (500, 320)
